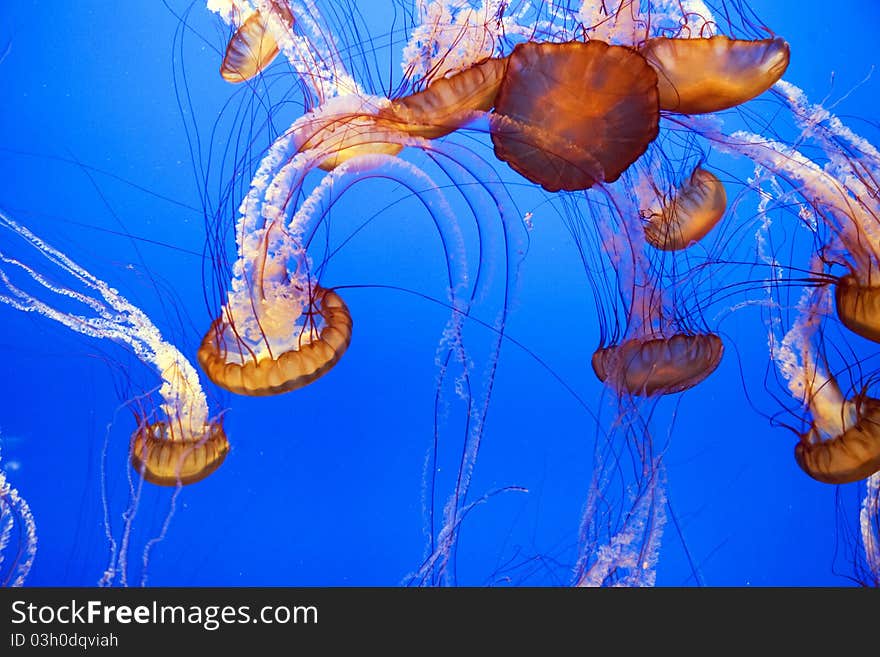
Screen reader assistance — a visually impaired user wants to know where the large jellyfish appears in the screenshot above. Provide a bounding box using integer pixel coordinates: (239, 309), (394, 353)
(640, 35), (789, 114)
(490, 39), (660, 192)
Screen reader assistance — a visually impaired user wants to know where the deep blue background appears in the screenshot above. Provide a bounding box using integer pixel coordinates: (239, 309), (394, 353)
(0, 1), (878, 586)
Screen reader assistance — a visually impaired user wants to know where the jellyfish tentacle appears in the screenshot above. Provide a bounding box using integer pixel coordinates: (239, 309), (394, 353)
(0, 452), (36, 587)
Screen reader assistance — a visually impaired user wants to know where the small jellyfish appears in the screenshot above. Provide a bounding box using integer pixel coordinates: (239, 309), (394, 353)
(795, 394), (880, 485)
(220, 3), (294, 83)
(383, 56), (509, 140)
(592, 332), (724, 396)
(643, 166), (727, 251)
(640, 36), (790, 114)
(0, 212), (226, 487)
(198, 285), (352, 396)
(491, 40), (660, 192)
(130, 421), (230, 487)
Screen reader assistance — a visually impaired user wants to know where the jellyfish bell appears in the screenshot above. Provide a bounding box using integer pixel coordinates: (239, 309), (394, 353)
(382, 56), (509, 140)
(795, 394), (880, 485)
(640, 35), (790, 114)
(291, 96), (406, 172)
(130, 419), (229, 487)
(643, 166), (728, 251)
(591, 332), (724, 396)
(491, 40), (660, 192)
(834, 275), (880, 344)
(220, 3), (294, 83)
(198, 285), (352, 396)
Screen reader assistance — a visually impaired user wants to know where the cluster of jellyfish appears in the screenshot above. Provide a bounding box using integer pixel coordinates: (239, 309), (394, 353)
(1, 0), (879, 586)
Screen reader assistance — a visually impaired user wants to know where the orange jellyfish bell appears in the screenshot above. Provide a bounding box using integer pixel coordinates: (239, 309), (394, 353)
(220, 4), (294, 83)
(644, 167), (728, 251)
(384, 57), (509, 139)
(591, 333), (724, 396)
(795, 396), (880, 484)
(292, 100), (406, 172)
(198, 286), (353, 396)
(834, 275), (880, 343)
(491, 40), (660, 192)
(130, 420), (230, 487)
(639, 35), (790, 114)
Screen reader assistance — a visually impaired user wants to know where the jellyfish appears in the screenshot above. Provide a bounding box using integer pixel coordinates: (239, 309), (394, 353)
(285, 55), (509, 174)
(130, 421), (230, 487)
(197, 282), (353, 396)
(200, 0), (530, 397)
(835, 275), (880, 344)
(209, 0), (361, 101)
(550, 147), (730, 585)
(0, 212), (226, 488)
(378, 56), (509, 141)
(218, 2), (294, 83)
(639, 36), (790, 114)
(591, 332), (724, 396)
(797, 394), (880, 485)
(642, 166), (728, 251)
(0, 447), (37, 587)
(193, 131), (366, 398)
(490, 40), (660, 192)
